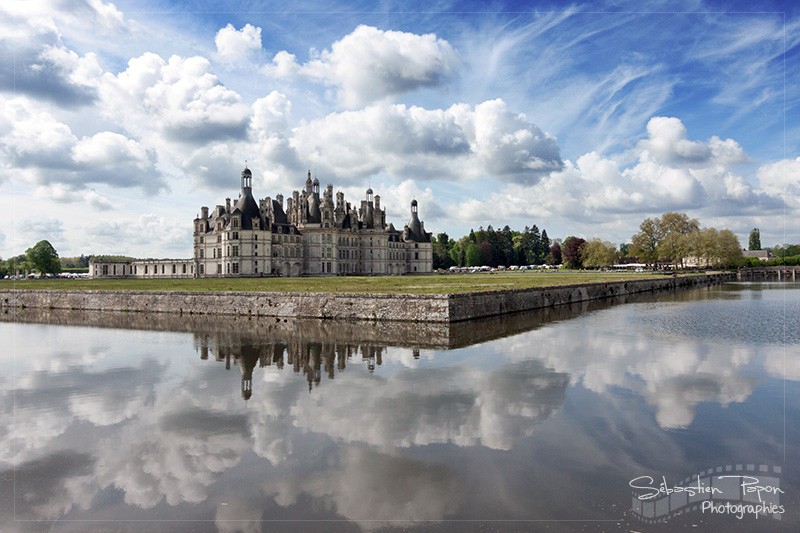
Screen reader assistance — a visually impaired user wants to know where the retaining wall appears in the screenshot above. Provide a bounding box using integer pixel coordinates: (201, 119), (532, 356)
(0, 274), (734, 323)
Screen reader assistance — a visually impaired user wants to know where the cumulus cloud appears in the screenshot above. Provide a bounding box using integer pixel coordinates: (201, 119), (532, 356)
(758, 156), (800, 197)
(100, 53), (251, 144)
(84, 213), (190, 256)
(268, 25), (459, 108)
(280, 99), (560, 185)
(16, 217), (65, 245)
(262, 50), (300, 78)
(0, 1), (123, 107)
(215, 23), (262, 62)
(34, 184), (114, 210)
(264, 447), (460, 529)
(449, 116), (784, 226)
(0, 98), (165, 193)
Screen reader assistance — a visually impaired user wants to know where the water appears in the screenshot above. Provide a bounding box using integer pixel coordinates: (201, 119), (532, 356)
(1, 282), (798, 532)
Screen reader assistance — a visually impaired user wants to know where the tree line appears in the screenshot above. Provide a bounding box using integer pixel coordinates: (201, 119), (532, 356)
(434, 212), (800, 271)
(629, 212), (744, 269)
(432, 225), (561, 269)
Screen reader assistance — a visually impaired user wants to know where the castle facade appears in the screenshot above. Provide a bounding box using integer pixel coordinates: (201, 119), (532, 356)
(90, 167), (432, 278)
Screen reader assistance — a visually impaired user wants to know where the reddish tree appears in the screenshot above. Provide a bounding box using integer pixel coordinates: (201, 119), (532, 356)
(562, 236), (586, 269)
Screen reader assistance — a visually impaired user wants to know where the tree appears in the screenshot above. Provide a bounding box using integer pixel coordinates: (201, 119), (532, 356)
(749, 228), (761, 251)
(717, 229), (743, 266)
(26, 240), (61, 275)
(658, 232), (692, 269)
(432, 233), (455, 269)
(630, 218), (662, 267)
(562, 236), (586, 269)
(465, 243), (481, 267)
(546, 241), (562, 265)
(658, 212), (699, 236)
(580, 239), (618, 268)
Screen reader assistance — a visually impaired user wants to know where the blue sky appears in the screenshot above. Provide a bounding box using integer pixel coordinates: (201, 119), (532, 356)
(1, 0), (798, 259)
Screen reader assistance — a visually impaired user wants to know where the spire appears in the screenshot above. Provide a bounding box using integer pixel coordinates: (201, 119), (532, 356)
(241, 165), (252, 192)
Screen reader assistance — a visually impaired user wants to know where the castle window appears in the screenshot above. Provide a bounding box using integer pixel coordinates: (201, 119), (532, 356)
(200, 236), (204, 243)
(145, 265), (148, 274)
(227, 263), (230, 274)
(232, 246), (239, 257)
(172, 264), (176, 274)
(162, 265), (165, 274)
(199, 264), (204, 274)
(217, 264), (221, 274)
(217, 235), (222, 243)
(232, 232), (239, 240)
(232, 263), (239, 274)
(233, 218), (239, 228)
(102, 264), (108, 276)
(200, 249), (204, 258)
(182, 264), (187, 274)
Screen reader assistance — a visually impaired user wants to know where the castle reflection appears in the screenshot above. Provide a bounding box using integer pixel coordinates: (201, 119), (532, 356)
(198, 333), (412, 398)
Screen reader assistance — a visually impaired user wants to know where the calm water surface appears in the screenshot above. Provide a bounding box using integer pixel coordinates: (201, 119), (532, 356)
(1, 282), (798, 532)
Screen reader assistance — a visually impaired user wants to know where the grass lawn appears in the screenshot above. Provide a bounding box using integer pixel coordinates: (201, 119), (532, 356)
(2, 271), (686, 295)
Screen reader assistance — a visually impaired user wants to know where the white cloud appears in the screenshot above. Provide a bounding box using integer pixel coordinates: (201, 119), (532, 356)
(0, 1), (126, 107)
(277, 25), (459, 108)
(34, 185), (114, 210)
(0, 98), (165, 193)
(84, 213), (190, 257)
(215, 23), (262, 62)
(639, 116), (712, 166)
(286, 99), (560, 185)
(449, 116), (783, 230)
(262, 50), (300, 78)
(17, 217), (65, 245)
(100, 53), (251, 144)
(758, 157), (800, 197)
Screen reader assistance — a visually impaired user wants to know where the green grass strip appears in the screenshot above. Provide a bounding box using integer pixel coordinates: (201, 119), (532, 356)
(2, 271), (694, 295)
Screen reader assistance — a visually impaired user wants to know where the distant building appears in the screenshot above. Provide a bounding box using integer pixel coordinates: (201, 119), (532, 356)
(91, 167), (432, 278)
(742, 249), (770, 261)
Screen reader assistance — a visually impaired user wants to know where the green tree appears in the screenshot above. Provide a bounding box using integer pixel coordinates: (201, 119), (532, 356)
(432, 233), (455, 269)
(580, 239), (618, 268)
(26, 240), (61, 275)
(749, 228), (761, 251)
(658, 212), (700, 236)
(630, 218), (662, 267)
(465, 243), (481, 267)
(717, 229), (743, 267)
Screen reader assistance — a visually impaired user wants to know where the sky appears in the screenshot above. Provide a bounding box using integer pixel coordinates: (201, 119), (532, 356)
(1, 0), (799, 259)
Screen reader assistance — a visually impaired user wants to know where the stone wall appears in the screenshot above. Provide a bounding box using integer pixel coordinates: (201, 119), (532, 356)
(0, 274), (734, 323)
(446, 274), (735, 322)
